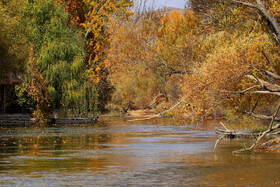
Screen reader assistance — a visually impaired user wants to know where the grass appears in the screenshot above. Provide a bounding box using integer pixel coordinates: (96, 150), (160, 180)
(252, 127), (267, 133)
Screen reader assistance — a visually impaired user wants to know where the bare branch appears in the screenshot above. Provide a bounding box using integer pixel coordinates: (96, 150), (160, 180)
(234, 100), (280, 153)
(168, 71), (186, 76)
(250, 91), (280, 97)
(233, 123), (280, 153)
(264, 70), (280, 81)
(220, 89), (280, 97)
(232, 0), (259, 9)
(218, 85), (258, 95)
(262, 51), (272, 65)
(214, 134), (225, 149)
(232, 0), (280, 43)
(268, 101), (280, 130)
(245, 111), (280, 121)
(250, 99), (259, 114)
(220, 121), (230, 131)
(247, 75), (280, 92)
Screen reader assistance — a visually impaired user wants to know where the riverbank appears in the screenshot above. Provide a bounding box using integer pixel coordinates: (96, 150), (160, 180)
(0, 113), (97, 126)
(126, 109), (157, 118)
(105, 109), (280, 152)
(0, 114), (31, 126)
(1, 110), (280, 152)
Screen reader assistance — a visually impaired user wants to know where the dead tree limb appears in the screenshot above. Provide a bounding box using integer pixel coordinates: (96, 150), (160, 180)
(233, 123), (280, 153)
(245, 112), (280, 121)
(232, 0), (280, 44)
(247, 75), (280, 92)
(220, 90), (280, 97)
(220, 122), (230, 132)
(217, 85), (259, 95)
(268, 101), (280, 130)
(263, 70), (280, 80)
(214, 134), (225, 149)
(214, 122), (237, 149)
(216, 128), (260, 137)
(232, 100), (280, 153)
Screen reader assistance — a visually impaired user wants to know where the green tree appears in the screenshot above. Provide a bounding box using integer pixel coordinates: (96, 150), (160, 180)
(21, 0), (98, 121)
(0, 0), (28, 78)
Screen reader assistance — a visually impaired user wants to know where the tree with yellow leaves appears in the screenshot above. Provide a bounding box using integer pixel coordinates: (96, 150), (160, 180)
(106, 9), (204, 111)
(60, 0), (134, 112)
(183, 0), (280, 151)
(0, 0), (28, 78)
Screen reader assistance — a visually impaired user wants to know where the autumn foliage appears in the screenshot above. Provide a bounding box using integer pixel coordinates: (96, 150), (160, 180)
(3, 0), (280, 126)
(106, 0), (280, 124)
(1, 0), (133, 122)
(107, 9), (203, 111)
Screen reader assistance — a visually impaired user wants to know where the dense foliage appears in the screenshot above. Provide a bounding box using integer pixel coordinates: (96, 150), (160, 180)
(0, 0), (133, 123)
(182, 0), (280, 121)
(0, 0), (28, 78)
(2, 0), (280, 126)
(107, 9), (202, 111)
(107, 0), (280, 123)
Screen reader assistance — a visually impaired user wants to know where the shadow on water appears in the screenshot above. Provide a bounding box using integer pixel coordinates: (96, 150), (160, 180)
(0, 117), (280, 186)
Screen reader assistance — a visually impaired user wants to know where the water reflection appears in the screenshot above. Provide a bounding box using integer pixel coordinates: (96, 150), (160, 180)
(0, 118), (279, 186)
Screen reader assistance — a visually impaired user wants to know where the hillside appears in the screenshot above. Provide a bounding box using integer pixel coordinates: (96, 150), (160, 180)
(154, 7), (185, 15)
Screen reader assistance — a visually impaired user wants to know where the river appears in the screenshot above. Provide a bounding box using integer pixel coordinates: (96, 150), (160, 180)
(0, 117), (280, 186)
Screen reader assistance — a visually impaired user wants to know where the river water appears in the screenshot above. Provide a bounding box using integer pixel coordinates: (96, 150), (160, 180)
(0, 117), (280, 186)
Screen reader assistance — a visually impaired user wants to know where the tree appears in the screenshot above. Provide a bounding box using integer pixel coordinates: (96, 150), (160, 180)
(59, 0), (134, 112)
(184, 0), (280, 119)
(21, 0), (98, 121)
(0, 0), (28, 78)
(106, 9), (206, 110)
(183, 0), (280, 151)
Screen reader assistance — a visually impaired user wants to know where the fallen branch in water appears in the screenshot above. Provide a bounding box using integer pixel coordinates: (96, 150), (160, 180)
(214, 122), (235, 149)
(214, 134), (225, 149)
(215, 124), (280, 151)
(233, 123), (280, 153)
(215, 128), (260, 137)
(233, 100), (280, 153)
(214, 121), (278, 149)
(128, 100), (182, 122)
(213, 99), (280, 153)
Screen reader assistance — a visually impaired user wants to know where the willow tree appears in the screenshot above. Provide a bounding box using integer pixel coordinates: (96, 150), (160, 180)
(21, 0), (98, 122)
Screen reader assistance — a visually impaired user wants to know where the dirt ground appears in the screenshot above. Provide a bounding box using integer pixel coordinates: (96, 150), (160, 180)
(126, 109), (157, 118)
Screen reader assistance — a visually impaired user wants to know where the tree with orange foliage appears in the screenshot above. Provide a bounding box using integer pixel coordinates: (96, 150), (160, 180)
(184, 0), (280, 120)
(60, 0), (134, 112)
(106, 9), (204, 111)
(183, 0), (280, 151)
